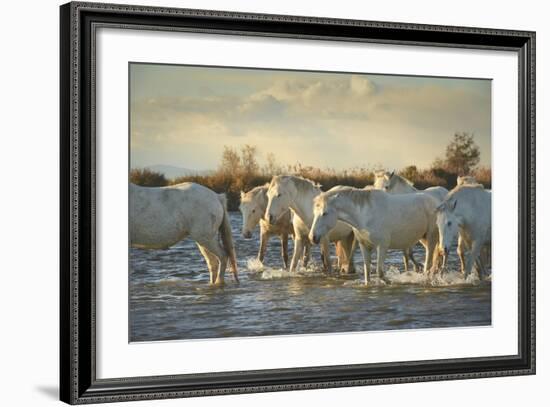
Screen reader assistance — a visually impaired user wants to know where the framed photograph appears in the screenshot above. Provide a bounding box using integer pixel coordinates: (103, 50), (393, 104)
(60, 1), (535, 404)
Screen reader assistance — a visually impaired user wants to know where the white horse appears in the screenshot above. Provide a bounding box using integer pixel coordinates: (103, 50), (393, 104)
(363, 184), (419, 272)
(309, 187), (440, 285)
(436, 184), (491, 279)
(130, 182), (238, 285)
(374, 171), (448, 201)
(240, 184), (307, 269)
(373, 171), (448, 271)
(265, 176), (355, 274)
(454, 175), (491, 273)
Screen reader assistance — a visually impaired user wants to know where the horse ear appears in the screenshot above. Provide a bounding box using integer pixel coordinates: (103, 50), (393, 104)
(451, 200), (457, 211)
(390, 170), (395, 178)
(240, 191), (245, 198)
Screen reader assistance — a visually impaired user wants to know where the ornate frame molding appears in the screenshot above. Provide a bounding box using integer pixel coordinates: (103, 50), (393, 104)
(60, 2), (535, 404)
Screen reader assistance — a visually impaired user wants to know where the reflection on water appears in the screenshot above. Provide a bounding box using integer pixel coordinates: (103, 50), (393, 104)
(130, 212), (491, 342)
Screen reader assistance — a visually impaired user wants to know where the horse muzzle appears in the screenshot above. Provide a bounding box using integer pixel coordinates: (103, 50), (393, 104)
(242, 230), (252, 239)
(309, 233), (320, 245)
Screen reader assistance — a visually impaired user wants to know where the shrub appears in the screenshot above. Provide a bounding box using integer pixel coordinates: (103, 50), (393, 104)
(132, 134), (491, 209)
(130, 168), (168, 187)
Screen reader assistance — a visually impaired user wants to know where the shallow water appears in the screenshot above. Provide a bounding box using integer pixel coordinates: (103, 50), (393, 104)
(130, 212), (491, 342)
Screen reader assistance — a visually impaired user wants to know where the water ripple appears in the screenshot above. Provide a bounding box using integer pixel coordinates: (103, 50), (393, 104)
(130, 212), (491, 342)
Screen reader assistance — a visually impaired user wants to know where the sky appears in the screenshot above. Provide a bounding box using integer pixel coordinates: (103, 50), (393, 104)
(130, 63), (491, 172)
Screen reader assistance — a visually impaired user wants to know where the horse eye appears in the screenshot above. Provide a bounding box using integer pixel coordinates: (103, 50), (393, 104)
(277, 193), (281, 198)
(252, 209), (256, 213)
(322, 212), (326, 217)
(447, 221), (452, 226)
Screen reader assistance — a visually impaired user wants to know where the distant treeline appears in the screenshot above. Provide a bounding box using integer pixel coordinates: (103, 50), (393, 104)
(131, 133), (491, 211)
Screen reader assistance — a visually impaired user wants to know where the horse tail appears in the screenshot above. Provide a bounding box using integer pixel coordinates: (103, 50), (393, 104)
(218, 193), (239, 283)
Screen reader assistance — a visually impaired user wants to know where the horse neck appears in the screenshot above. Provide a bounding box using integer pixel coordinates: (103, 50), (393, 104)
(256, 189), (269, 212)
(332, 195), (362, 229)
(289, 182), (320, 226)
(452, 190), (477, 229)
(392, 177), (417, 193)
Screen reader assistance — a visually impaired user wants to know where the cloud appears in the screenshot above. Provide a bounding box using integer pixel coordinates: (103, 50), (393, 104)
(249, 75), (377, 119)
(130, 68), (490, 171)
(237, 93), (286, 121)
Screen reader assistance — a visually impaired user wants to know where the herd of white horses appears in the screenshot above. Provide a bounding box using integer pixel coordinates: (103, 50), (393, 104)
(130, 172), (491, 286)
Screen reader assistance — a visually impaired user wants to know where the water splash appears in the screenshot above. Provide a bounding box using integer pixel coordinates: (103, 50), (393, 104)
(326, 266), (491, 288)
(243, 257), (328, 280)
(385, 266), (490, 287)
(342, 277), (389, 288)
(246, 258), (264, 272)
(260, 268), (292, 280)
(385, 267), (427, 285)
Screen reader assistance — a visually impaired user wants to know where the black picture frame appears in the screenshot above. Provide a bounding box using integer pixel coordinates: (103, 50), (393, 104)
(60, 1), (536, 404)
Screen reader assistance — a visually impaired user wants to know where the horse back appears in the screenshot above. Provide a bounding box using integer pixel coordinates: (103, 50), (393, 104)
(382, 192), (438, 226)
(131, 183), (224, 244)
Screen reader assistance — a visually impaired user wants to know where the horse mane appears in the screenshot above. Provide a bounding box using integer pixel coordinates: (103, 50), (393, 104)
(449, 183), (485, 195)
(272, 175), (321, 194)
(374, 170), (415, 188)
(457, 175), (477, 183)
(241, 183), (269, 202)
(444, 183), (485, 208)
(317, 186), (379, 207)
(392, 174), (415, 187)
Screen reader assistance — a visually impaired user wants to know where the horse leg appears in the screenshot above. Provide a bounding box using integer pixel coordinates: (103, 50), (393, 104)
(403, 246), (420, 273)
(457, 235), (466, 275)
(477, 243), (491, 278)
(357, 240), (372, 286)
(199, 238), (228, 286)
(478, 244), (490, 278)
(257, 230), (269, 264)
(290, 237), (305, 273)
(437, 253), (447, 274)
(302, 240), (311, 268)
(340, 233), (356, 274)
(429, 226), (441, 275)
(431, 243), (442, 276)
(475, 257), (486, 280)
(320, 237), (333, 274)
(348, 236), (357, 273)
(418, 239), (429, 272)
(376, 245), (389, 282)
(334, 242), (342, 271)
(402, 250), (410, 273)
(409, 246), (422, 273)
(196, 243), (219, 284)
(281, 233), (289, 270)
(465, 240), (483, 279)
(423, 236), (437, 275)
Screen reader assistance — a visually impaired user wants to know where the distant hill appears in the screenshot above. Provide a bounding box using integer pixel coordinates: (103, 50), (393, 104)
(144, 165), (208, 179)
